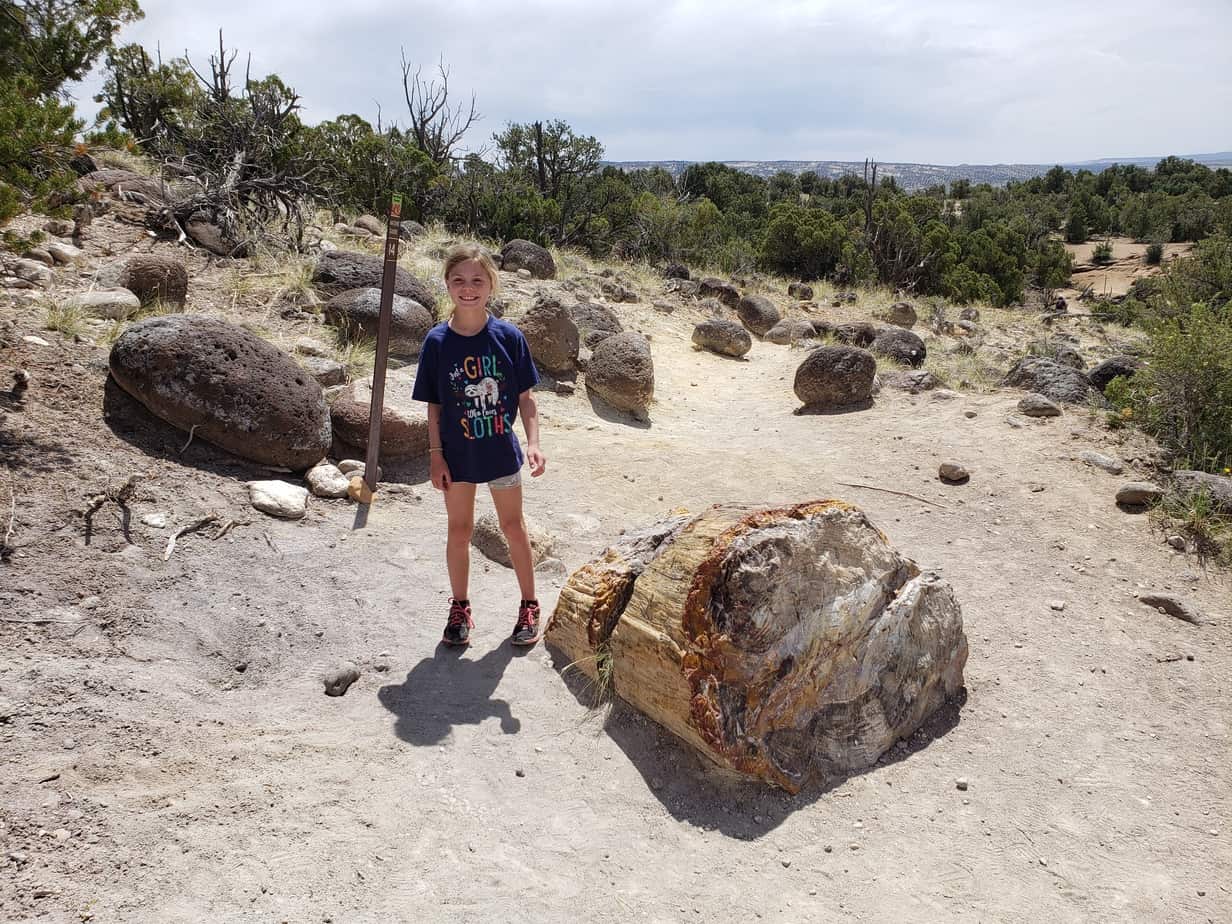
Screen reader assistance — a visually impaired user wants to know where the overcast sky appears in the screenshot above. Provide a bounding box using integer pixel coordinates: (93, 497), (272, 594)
(69, 0), (1231, 165)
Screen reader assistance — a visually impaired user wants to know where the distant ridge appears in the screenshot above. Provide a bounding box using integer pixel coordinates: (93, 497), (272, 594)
(605, 153), (1232, 192)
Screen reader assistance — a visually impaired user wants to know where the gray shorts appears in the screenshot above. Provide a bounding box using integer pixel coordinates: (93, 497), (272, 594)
(454, 470), (521, 491)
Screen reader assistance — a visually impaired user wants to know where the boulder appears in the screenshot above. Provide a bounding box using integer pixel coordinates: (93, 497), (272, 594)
(663, 262), (690, 280)
(96, 254), (188, 306)
(312, 250), (438, 311)
(329, 370), (430, 460)
(794, 345), (877, 409)
(109, 315), (331, 469)
(586, 331), (654, 420)
(1051, 344), (1085, 370)
(305, 461), (351, 498)
(517, 295), (579, 376)
(880, 301), (917, 328)
(600, 280), (639, 303)
(45, 242), (82, 265)
(398, 220), (426, 241)
(1088, 355), (1142, 392)
(1116, 482), (1163, 506)
(737, 294), (781, 337)
(833, 321), (877, 347)
(763, 319), (818, 345)
(185, 219), (245, 257)
(1002, 356), (1091, 404)
(788, 282), (814, 299)
(1018, 393), (1062, 417)
(322, 287), (434, 357)
(871, 327), (927, 368)
(500, 239), (556, 279)
(353, 215), (384, 236)
(297, 355), (346, 387)
(697, 277), (741, 308)
(570, 300), (623, 345)
(1170, 471), (1232, 515)
(692, 319), (752, 357)
(959, 307), (980, 322)
(65, 289), (141, 320)
(879, 369), (940, 392)
(471, 512), (556, 567)
(2, 256), (51, 288)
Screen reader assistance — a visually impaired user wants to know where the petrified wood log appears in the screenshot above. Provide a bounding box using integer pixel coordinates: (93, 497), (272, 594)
(546, 501), (968, 793)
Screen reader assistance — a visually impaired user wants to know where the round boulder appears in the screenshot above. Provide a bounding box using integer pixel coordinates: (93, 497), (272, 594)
(586, 331), (654, 420)
(698, 277), (741, 308)
(880, 301), (917, 328)
(663, 262), (690, 280)
(353, 215), (384, 236)
(471, 512), (556, 567)
(570, 300), (623, 344)
(1088, 355), (1142, 392)
(692, 319), (752, 357)
(500, 239), (556, 279)
(323, 288), (434, 357)
(312, 250), (438, 312)
(871, 327), (927, 368)
(737, 294), (781, 337)
(109, 315), (330, 469)
(788, 282), (814, 300)
(329, 371), (430, 459)
(833, 322), (878, 347)
(517, 295), (579, 376)
(763, 319), (818, 345)
(794, 345), (876, 409)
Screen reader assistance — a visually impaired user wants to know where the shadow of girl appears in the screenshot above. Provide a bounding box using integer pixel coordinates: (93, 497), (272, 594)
(377, 643), (519, 745)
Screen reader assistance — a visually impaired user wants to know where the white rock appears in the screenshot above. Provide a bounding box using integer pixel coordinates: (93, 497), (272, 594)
(337, 459), (365, 475)
(64, 289), (141, 320)
(247, 481), (309, 519)
(7, 258), (52, 286)
(1079, 450), (1124, 475)
(22, 335), (51, 346)
(140, 513), (168, 529)
(305, 462), (350, 498)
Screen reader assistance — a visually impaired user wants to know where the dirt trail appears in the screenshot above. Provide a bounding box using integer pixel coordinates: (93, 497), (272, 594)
(1, 226), (1229, 923)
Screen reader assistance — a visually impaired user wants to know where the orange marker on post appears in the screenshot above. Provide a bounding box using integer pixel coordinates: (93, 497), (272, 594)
(348, 194), (404, 504)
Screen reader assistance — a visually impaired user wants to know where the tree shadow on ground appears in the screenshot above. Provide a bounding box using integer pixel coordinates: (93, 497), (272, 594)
(377, 641), (521, 745)
(0, 421), (77, 473)
(548, 640), (966, 840)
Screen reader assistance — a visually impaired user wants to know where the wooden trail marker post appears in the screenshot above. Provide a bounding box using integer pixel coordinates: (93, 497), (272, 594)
(347, 194), (404, 505)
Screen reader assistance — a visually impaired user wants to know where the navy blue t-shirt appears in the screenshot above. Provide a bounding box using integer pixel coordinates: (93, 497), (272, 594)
(411, 315), (540, 483)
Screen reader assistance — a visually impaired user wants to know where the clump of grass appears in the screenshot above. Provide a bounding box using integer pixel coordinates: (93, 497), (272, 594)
(333, 333), (377, 381)
(44, 301), (86, 338)
(560, 643), (616, 711)
(1151, 487), (1232, 567)
(924, 348), (999, 392)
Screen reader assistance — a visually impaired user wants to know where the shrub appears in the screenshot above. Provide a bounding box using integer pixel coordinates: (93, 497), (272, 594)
(1145, 241), (1164, 265)
(1092, 240), (1114, 265)
(1121, 302), (1232, 472)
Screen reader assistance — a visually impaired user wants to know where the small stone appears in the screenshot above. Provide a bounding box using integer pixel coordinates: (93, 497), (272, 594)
(234, 662), (248, 673)
(939, 462), (970, 484)
(79, 596), (100, 610)
(1079, 450), (1124, 475)
(1115, 482), (1163, 506)
(780, 859), (791, 868)
(248, 480), (309, 519)
(23, 335), (52, 346)
(1049, 600), (1066, 612)
(305, 462), (350, 499)
(956, 778), (969, 791)
(53, 828), (71, 842)
(140, 513), (168, 529)
(824, 845), (833, 853)
(964, 410), (977, 418)
(1166, 535), (1187, 551)
(1039, 858), (1048, 867)
(323, 663), (360, 697)
(1018, 393), (1061, 417)
(515, 768), (526, 778)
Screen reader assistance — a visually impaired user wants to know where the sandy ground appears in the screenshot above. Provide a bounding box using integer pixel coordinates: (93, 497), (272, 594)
(1, 217), (1229, 923)
(1060, 238), (1192, 300)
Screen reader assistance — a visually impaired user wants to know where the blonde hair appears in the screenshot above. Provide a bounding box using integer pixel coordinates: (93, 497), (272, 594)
(442, 243), (501, 297)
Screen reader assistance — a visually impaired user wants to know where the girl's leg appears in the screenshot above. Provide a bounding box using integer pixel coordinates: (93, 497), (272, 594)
(442, 482), (478, 601)
(490, 484), (536, 601)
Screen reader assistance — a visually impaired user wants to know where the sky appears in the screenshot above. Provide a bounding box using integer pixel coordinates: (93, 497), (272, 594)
(68, 0), (1232, 166)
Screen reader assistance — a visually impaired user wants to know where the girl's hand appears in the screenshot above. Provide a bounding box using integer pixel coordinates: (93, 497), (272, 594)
(430, 453), (452, 491)
(526, 446), (546, 477)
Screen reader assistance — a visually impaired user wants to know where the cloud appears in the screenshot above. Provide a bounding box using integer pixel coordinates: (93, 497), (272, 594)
(70, 0), (1232, 164)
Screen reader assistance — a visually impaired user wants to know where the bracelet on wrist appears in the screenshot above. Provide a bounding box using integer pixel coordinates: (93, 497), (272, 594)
(429, 447), (444, 453)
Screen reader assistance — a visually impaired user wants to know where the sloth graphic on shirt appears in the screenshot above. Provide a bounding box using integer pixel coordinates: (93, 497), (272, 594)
(446, 353), (514, 440)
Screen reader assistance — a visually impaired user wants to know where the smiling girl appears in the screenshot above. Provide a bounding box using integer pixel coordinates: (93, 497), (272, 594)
(411, 244), (547, 647)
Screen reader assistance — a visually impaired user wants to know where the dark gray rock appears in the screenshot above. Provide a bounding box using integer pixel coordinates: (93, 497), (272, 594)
(312, 250), (437, 311)
(788, 282), (814, 300)
(109, 315), (330, 469)
(871, 327), (927, 367)
(880, 369), (940, 392)
(763, 320), (818, 345)
(586, 331), (654, 420)
(793, 345), (876, 409)
(881, 301), (917, 328)
(329, 371), (430, 459)
(1116, 482), (1163, 506)
(663, 262), (690, 280)
(698, 277), (740, 308)
(692, 319), (752, 357)
(322, 287), (434, 357)
(98, 254), (189, 306)
(737, 294), (781, 336)
(1018, 393), (1062, 417)
(1088, 355), (1142, 392)
(833, 322), (877, 347)
(1002, 356), (1091, 404)
(517, 295), (579, 376)
(500, 239), (556, 279)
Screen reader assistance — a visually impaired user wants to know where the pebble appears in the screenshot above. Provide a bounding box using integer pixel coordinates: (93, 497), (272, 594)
(781, 859), (791, 868)
(140, 513), (168, 529)
(322, 663), (360, 697)
(22, 335), (51, 346)
(964, 410), (977, 418)
(79, 596), (100, 610)
(824, 845), (833, 853)
(1049, 600), (1066, 612)
(956, 778), (969, 791)
(515, 768), (526, 778)
(1166, 535), (1186, 551)
(1018, 394), (1061, 417)
(1078, 450), (1124, 474)
(939, 462), (970, 484)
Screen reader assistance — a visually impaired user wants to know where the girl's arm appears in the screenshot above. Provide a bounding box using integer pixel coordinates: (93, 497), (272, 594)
(518, 389), (546, 477)
(426, 402), (451, 490)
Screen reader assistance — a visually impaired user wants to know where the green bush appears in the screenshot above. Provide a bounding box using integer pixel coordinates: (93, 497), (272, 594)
(0, 75), (81, 222)
(1145, 242), (1164, 265)
(1092, 240), (1114, 264)
(1121, 302), (1232, 472)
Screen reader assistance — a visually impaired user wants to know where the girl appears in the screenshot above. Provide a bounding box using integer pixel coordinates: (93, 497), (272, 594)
(412, 244), (547, 647)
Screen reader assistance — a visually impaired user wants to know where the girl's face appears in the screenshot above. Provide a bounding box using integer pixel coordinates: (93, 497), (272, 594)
(446, 259), (493, 313)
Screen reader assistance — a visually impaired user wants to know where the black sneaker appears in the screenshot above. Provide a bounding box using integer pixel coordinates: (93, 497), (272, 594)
(442, 599), (473, 646)
(511, 599), (541, 647)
